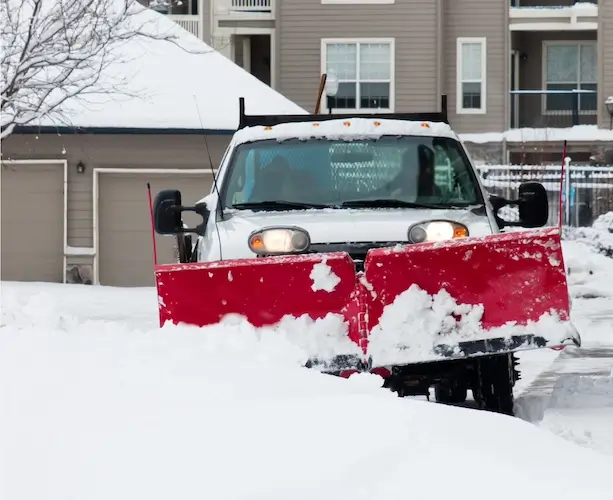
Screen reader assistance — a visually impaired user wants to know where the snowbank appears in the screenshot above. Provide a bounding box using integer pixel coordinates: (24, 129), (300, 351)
(563, 235), (613, 298)
(564, 212), (613, 259)
(508, 237), (613, 397)
(2, 281), (613, 499)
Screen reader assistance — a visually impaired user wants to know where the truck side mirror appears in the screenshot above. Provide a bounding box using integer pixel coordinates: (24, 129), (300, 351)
(153, 189), (211, 235)
(154, 189), (184, 235)
(518, 181), (548, 228)
(489, 181), (548, 229)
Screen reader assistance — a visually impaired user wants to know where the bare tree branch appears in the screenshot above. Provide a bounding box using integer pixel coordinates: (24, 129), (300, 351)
(0, 0), (208, 140)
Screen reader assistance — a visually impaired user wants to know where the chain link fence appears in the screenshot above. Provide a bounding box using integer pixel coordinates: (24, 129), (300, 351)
(477, 164), (613, 227)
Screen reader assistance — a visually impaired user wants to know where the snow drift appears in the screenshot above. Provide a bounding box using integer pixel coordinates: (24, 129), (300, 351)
(1, 280), (613, 500)
(564, 211), (613, 258)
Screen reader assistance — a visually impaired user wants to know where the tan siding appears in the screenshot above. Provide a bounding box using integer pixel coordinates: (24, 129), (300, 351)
(277, 0), (440, 114)
(443, 0), (508, 133)
(599, 0), (613, 128)
(2, 134), (231, 250)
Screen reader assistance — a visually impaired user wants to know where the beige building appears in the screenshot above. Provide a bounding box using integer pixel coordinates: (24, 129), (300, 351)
(152, 0), (612, 133)
(0, 6), (305, 288)
(3, 0), (612, 288)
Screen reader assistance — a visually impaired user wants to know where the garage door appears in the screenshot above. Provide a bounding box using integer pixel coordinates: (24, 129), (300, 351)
(1, 162), (64, 282)
(98, 172), (212, 287)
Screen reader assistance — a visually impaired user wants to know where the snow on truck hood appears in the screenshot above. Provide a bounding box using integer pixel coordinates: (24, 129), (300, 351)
(208, 207), (494, 260)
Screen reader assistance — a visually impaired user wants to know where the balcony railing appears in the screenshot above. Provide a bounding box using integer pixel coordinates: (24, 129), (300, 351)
(510, 89), (598, 129)
(509, 1), (598, 30)
(167, 15), (202, 38)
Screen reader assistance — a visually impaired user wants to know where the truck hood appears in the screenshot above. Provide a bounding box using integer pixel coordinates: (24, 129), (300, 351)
(200, 207), (495, 261)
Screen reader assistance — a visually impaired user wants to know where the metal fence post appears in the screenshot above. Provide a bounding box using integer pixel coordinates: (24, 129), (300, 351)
(564, 157), (572, 226)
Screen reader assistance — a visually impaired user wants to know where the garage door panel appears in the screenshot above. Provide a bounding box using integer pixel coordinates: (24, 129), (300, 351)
(98, 173), (212, 287)
(1, 163), (64, 282)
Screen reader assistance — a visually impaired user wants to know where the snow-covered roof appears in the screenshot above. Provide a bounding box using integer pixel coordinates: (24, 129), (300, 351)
(460, 126), (613, 144)
(33, 4), (307, 132)
(232, 118), (458, 146)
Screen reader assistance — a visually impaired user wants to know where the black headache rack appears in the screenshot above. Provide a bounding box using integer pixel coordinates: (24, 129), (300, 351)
(237, 95), (448, 130)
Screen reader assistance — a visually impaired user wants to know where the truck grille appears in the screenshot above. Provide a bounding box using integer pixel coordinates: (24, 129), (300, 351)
(308, 242), (407, 272)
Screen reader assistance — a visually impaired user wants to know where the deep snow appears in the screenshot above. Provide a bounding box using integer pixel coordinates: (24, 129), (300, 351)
(1, 239), (613, 499)
(513, 238), (613, 457)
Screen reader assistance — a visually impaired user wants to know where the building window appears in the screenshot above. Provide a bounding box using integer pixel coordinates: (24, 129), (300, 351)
(456, 38), (487, 115)
(543, 42), (597, 114)
(321, 39), (394, 112)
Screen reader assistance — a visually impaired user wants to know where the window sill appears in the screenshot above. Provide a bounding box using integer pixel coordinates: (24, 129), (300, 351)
(457, 108), (487, 115)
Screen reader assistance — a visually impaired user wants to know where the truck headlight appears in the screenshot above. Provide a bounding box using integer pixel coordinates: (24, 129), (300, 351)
(408, 220), (469, 244)
(248, 226), (311, 254)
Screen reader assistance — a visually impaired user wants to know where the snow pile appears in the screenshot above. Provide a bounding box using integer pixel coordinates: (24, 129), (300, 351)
(2, 281), (613, 500)
(564, 214), (613, 259)
(563, 239), (613, 301)
(514, 239), (613, 454)
(220, 312), (363, 362)
(367, 284), (575, 366)
(593, 211), (613, 232)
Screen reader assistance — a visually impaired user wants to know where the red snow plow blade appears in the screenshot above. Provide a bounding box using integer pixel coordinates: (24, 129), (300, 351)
(155, 227), (580, 371)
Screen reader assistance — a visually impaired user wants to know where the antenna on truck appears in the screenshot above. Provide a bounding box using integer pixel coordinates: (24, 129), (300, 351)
(193, 94), (224, 261)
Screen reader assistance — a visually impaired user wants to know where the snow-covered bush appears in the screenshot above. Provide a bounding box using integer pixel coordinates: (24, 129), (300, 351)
(592, 212), (613, 233)
(563, 211), (613, 258)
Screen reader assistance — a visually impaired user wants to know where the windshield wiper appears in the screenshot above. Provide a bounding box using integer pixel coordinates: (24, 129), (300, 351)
(339, 199), (455, 209)
(231, 200), (331, 211)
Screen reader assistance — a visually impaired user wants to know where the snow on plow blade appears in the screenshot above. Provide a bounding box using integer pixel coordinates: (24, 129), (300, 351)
(364, 227), (580, 368)
(155, 253), (368, 372)
(155, 227), (579, 372)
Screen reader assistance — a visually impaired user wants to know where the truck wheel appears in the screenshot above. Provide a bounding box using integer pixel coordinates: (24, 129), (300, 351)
(472, 354), (515, 416)
(434, 380), (468, 404)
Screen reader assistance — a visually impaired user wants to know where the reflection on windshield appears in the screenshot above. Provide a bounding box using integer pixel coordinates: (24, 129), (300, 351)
(221, 136), (482, 210)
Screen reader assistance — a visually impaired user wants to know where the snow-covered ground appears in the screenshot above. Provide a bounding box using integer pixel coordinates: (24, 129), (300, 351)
(1, 237), (613, 499)
(514, 238), (613, 457)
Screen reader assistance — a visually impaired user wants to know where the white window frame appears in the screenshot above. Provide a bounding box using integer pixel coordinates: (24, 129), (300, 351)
(320, 38), (395, 114)
(456, 37), (487, 115)
(541, 40), (597, 116)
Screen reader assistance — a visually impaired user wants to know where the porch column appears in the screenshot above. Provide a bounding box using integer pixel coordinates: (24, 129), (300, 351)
(242, 36), (252, 73)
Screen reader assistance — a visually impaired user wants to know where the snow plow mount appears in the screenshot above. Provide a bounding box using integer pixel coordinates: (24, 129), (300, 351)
(155, 227), (579, 371)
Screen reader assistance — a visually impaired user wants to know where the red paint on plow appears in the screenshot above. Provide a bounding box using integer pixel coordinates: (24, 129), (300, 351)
(364, 227), (570, 331)
(155, 227), (572, 354)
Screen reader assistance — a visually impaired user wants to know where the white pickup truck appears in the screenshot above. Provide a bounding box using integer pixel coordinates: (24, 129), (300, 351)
(151, 97), (579, 416)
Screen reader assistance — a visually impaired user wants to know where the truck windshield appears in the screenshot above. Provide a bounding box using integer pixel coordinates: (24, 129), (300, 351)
(220, 136), (483, 210)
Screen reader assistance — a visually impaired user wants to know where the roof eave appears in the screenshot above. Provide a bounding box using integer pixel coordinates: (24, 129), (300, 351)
(11, 126), (236, 135)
